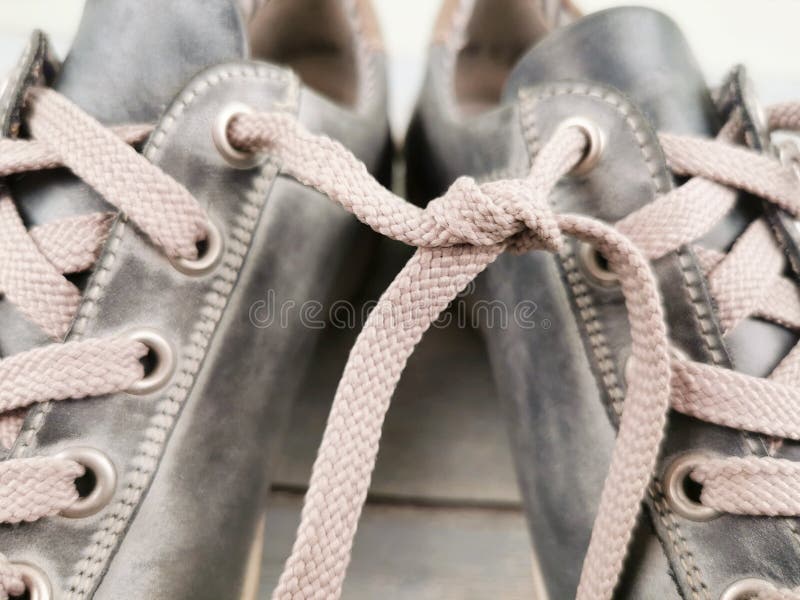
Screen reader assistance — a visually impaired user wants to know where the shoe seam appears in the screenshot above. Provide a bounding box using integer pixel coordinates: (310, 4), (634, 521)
(518, 83), (710, 599)
(25, 64), (296, 599)
(725, 69), (800, 568)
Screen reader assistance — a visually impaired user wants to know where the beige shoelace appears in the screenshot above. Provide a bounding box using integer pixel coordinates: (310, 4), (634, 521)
(1, 85), (800, 599)
(0, 87), (210, 597)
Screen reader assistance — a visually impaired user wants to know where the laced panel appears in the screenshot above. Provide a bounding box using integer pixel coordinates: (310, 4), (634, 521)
(0, 87), (211, 598)
(619, 109), (800, 501)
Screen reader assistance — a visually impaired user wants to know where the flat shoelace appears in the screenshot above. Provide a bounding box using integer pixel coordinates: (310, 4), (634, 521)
(1, 86), (800, 600)
(224, 108), (800, 600)
(0, 87), (210, 597)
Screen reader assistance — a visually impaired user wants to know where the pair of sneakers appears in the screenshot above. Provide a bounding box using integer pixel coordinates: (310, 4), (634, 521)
(1, 1), (799, 599)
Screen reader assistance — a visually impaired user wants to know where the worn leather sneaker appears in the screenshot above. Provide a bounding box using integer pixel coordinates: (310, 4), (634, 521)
(0, 0), (389, 598)
(402, 2), (800, 599)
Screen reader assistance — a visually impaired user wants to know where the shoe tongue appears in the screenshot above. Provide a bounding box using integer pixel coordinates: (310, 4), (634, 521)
(54, 0), (248, 124)
(502, 7), (718, 136)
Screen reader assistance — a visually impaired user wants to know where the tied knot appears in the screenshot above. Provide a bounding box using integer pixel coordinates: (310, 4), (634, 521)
(426, 176), (563, 253)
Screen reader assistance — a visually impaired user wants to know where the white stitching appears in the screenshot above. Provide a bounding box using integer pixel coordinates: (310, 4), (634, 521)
(651, 482), (710, 600)
(518, 83), (710, 598)
(47, 65), (293, 598)
(677, 250), (726, 366)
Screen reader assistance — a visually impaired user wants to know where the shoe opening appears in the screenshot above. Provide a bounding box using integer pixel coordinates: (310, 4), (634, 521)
(247, 0), (376, 108)
(448, 0), (581, 113)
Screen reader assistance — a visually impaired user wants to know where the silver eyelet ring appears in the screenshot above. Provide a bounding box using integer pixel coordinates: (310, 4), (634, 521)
(622, 354), (633, 386)
(54, 447), (117, 519)
(556, 117), (604, 176)
(752, 97), (769, 135)
(720, 578), (776, 600)
(169, 219), (224, 276)
(10, 562), (52, 600)
(212, 102), (262, 169)
(578, 241), (619, 287)
(126, 329), (176, 395)
(663, 451), (720, 521)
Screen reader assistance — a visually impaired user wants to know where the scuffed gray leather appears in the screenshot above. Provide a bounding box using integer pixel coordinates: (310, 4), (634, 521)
(407, 6), (800, 599)
(0, 0), (390, 598)
(0, 0), (250, 358)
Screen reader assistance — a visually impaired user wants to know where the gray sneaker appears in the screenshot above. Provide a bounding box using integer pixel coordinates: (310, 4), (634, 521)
(401, 2), (800, 599)
(0, 0), (388, 598)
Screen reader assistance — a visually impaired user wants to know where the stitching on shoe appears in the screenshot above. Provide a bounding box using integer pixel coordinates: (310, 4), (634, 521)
(726, 71), (800, 561)
(518, 83), (710, 598)
(15, 223), (130, 460)
(651, 481), (710, 600)
(677, 250), (727, 366)
(29, 64), (296, 599)
(675, 247), (762, 481)
(559, 244), (625, 413)
(1, 37), (54, 456)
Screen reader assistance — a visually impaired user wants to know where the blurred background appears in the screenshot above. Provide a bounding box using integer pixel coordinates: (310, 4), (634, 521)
(1, 1), (798, 598)
(2, 0), (800, 137)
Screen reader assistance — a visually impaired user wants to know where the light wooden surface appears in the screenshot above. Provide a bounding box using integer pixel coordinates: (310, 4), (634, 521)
(260, 492), (535, 600)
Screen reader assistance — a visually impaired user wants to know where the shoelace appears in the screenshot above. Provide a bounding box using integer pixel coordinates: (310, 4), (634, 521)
(223, 107), (800, 599)
(1, 85), (799, 599)
(0, 87), (210, 597)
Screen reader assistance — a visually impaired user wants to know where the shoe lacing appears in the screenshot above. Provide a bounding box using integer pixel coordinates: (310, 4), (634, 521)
(225, 104), (800, 599)
(0, 87), (210, 597)
(3, 84), (800, 599)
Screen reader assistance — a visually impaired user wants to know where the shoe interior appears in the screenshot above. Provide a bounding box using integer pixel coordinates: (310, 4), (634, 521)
(448, 0), (582, 112)
(248, 0), (371, 107)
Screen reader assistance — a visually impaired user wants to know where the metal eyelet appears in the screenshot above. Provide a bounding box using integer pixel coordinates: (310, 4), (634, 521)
(212, 102), (261, 169)
(55, 447), (117, 519)
(622, 354), (633, 386)
(169, 219), (224, 276)
(720, 578), (776, 600)
(126, 329), (176, 395)
(663, 451), (720, 521)
(10, 562), (51, 600)
(557, 117), (604, 176)
(578, 241), (619, 287)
